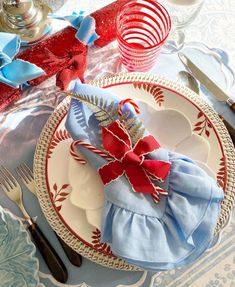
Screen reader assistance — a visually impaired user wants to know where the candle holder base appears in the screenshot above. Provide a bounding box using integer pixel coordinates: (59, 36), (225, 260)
(0, 0), (52, 45)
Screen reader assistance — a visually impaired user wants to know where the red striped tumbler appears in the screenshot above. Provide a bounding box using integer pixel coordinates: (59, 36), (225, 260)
(116, 0), (171, 71)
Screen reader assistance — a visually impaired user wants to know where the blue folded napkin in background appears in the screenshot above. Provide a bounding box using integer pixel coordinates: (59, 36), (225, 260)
(65, 81), (224, 271)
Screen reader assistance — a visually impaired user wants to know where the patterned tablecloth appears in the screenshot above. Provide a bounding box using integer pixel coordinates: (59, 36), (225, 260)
(0, 1), (234, 287)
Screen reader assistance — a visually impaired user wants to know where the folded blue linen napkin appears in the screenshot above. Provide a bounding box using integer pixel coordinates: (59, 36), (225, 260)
(65, 80), (224, 270)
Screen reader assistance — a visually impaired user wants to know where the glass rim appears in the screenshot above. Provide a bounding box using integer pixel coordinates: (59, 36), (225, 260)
(115, 0), (172, 51)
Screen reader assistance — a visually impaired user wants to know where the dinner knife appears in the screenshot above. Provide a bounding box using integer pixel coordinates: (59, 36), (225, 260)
(178, 52), (235, 145)
(178, 53), (235, 112)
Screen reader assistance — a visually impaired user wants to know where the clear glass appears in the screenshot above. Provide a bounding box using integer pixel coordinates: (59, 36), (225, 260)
(43, 0), (66, 12)
(161, 0), (205, 53)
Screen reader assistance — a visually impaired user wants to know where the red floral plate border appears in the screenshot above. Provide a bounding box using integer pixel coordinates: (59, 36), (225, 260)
(34, 73), (235, 271)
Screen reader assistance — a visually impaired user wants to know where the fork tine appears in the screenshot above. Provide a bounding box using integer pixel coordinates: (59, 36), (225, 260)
(0, 166), (17, 188)
(22, 163), (34, 180)
(0, 179), (10, 193)
(16, 163), (34, 183)
(0, 169), (16, 193)
(16, 166), (29, 184)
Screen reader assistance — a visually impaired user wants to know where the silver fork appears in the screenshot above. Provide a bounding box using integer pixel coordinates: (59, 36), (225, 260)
(0, 166), (32, 222)
(16, 163), (35, 195)
(0, 165), (68, 283)
(16, 163), (82, 267)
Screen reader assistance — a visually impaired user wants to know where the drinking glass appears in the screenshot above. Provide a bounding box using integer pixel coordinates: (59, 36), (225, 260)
(115, 0), (171, 72)
(161, 0), (205, 53)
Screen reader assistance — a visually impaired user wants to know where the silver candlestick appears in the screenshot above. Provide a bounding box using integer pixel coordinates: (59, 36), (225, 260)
(0, 0), (51, 44)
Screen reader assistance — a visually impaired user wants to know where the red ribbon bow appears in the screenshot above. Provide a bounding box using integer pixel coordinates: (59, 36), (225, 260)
(98, 120), (171, 201)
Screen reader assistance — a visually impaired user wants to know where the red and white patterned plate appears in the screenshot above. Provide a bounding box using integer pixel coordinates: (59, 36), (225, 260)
(34, 73), (235, 270)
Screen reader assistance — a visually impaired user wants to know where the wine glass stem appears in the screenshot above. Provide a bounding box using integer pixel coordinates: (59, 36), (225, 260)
(161, 28), (185, 54)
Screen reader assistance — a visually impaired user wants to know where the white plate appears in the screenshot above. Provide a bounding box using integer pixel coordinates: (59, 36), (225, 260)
(34, 73), (235, 270)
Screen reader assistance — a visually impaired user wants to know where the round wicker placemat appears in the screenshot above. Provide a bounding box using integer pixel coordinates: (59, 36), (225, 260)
(34, 73), (235, 270)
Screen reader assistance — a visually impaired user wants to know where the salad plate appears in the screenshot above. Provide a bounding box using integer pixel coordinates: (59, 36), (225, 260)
(34, 73), (235, 270)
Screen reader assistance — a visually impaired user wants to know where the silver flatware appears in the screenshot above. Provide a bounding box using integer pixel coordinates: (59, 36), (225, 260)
(178, 70), (235, 145)
(178, 52), (235, 112)
(0, 165), (68, 283)
(16, 163), (82, 267)
(178, 70), (200, 94)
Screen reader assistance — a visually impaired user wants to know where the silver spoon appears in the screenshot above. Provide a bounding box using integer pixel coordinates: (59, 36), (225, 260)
(178, 70), (200, 94)
(178, 70), (235, 145)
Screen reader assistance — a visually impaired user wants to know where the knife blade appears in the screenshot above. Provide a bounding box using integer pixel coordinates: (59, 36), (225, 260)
(178, 53), (235, 112)
(178, 52), (235, 145)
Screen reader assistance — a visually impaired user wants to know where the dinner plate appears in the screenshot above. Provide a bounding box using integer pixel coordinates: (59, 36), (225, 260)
(34, 73), (235, 270)
(0, 206), (39, 287)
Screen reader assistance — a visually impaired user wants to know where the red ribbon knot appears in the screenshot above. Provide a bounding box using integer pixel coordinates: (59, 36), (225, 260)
(98, 120), (171, 201)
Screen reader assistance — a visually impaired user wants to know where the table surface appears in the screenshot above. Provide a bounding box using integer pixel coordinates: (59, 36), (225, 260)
(0, 1), (235, 287)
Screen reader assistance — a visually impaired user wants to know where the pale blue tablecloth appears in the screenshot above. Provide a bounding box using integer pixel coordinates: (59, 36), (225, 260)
(0, 0), (234, 286)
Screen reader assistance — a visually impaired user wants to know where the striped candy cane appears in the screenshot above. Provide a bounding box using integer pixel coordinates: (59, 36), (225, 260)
(70, 141), (87, 164)
(118, 98), (140, 117)
(70, 139), (168, 205)
(70, 139), (113, 163)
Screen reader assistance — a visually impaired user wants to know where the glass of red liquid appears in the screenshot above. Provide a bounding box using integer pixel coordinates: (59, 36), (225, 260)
(116, 0), (171, 72)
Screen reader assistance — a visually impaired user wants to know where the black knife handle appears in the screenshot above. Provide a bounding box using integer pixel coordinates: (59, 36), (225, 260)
(229, 102), (235, 113)
(55, 232), (82, 267)
(28, 222), (68, 283)
(223, 119), (235, 146)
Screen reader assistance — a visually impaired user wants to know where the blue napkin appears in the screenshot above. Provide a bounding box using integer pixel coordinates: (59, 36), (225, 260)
(65, 81), (224, 270)
(0, 32), (45, 88)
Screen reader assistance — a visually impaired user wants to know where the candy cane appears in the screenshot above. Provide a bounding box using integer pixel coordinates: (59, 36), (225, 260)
(70, 139), (113, 164)
(118, 99), (140, 117)
(70, 139), (166, 205)
(70, 141), (87, 164)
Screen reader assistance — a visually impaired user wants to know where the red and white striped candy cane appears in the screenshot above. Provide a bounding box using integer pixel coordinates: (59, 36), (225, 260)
(70, 139), (113, 164)
(70, 139), (167, 205)
(70, 141), (87, 164)
(118, 98), (140, 117)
